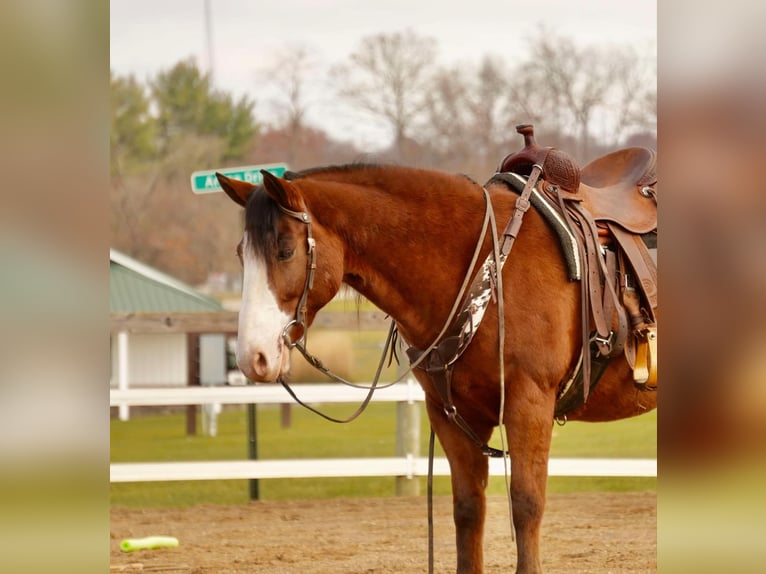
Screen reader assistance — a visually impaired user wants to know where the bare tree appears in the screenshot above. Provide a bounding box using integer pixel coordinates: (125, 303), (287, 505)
(423, 66), (473, 166)
(259, 45), (319, 165)
(608, 45), (657, 142)
(525, 32), (609, 159)
(423, 57), (517, 175)
(513, 29), (657, 160)
(467, 57), (518, 171)
(332, 30), (437, 160)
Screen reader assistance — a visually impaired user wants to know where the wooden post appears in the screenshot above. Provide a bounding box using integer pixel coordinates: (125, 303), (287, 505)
(186, 333), (200, 436)
(280, 403), (292, 428)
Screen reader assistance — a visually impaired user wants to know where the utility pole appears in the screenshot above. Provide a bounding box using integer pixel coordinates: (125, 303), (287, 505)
(204, 0), (215, 83)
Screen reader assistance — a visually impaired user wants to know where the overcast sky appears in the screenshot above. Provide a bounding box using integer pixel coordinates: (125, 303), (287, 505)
(110, 0), (657, 149)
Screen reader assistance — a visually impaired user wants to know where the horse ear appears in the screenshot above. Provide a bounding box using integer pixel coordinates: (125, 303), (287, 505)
(261, 170), (304, 212)
(216, 173), (253, 207)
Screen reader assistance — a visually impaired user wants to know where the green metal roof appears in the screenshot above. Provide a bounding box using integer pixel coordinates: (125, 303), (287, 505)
(110, 249), (223, 313)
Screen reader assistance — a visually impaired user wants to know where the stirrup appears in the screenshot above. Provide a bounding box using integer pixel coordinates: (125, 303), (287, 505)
(633, 326), (657, 387)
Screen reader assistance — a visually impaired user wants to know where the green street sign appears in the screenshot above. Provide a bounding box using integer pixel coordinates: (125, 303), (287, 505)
(190, 163), (289, 194)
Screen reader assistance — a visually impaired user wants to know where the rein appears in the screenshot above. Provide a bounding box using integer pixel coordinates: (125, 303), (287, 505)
(278, 321), (398, 424)
(272, 184), (498, 423)
(273, 168), (541, 450)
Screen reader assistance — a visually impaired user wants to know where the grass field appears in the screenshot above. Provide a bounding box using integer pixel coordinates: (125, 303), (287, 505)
(111, 402), (656, 508)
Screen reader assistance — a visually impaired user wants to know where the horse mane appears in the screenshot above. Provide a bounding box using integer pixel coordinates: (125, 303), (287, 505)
(284, 162), (390, 181)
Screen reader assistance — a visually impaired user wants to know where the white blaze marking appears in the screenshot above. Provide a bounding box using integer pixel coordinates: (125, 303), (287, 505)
(237, 233), (291, 381)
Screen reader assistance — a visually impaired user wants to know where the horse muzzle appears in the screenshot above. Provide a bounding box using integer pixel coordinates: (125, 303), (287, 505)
(236, 342), (290, 383)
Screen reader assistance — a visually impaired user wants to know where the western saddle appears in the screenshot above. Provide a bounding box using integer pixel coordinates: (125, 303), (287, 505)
(497, 125), (657, 410)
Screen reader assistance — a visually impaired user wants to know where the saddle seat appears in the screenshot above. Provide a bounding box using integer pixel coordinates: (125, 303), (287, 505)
(579, 147), (657, 234)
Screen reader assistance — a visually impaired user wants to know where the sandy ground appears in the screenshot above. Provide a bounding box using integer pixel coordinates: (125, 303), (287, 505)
(110, 492), (656, 573)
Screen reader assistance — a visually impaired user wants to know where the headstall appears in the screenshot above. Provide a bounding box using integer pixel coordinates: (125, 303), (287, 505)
(275, 204), (316, 351)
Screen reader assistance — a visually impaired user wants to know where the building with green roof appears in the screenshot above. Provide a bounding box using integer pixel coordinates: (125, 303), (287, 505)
(110, 249), (232, 425)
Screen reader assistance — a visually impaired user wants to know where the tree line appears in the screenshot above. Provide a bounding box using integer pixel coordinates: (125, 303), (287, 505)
(111, 28), (655, 286)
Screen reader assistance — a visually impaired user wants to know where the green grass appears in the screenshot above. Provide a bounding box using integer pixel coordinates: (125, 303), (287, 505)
(111, 402), (655, 507)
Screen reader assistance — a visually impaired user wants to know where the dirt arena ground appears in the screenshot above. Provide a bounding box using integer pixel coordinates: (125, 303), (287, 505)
(110, 492), (656, 573)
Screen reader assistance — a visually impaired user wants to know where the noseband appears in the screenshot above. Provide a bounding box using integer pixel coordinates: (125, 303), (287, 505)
(276, 204), (316, 349)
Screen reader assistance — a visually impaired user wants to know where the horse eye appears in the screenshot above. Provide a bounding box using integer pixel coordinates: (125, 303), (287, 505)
(277, 247), (294, 262)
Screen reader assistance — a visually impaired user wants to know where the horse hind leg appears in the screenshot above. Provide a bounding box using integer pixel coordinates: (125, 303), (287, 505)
(425, 398), (490, 574)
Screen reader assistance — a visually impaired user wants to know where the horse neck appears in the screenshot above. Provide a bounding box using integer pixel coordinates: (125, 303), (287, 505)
(302, 169), (487, 347)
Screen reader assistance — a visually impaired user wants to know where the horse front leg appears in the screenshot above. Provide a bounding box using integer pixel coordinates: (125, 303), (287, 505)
(505, 381), (557, 574)
(426, 398), (491, 574)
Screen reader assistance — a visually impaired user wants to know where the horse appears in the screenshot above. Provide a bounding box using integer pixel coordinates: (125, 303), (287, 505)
(216, 137), (657, 573)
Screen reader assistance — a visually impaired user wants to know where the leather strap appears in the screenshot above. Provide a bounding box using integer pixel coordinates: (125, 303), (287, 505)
(407, 350), (505, 458)
(608, 222), (658, 387)
(569, 200), (612, 345)
(554, 189), (594, 399)
(569, 201), (629, 358)
(276, 205), (316, 349)
(543, 182), (629, 404)
(603, 248), (618, 340)
(498, 165), (539, 258)
(553, 350), (614, 419)
(608, 223), (658, 318)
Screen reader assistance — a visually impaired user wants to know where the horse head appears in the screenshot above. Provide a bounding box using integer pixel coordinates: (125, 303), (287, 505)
(217, 170), (344, 382)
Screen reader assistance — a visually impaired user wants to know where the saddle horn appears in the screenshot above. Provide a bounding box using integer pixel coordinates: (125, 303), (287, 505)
(498, 125), (581, 192)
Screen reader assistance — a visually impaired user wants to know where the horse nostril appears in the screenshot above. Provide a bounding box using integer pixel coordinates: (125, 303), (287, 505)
(251, 352), (270, 378)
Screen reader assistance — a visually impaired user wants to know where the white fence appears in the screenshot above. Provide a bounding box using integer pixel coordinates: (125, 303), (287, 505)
(109, 381), (657, 483)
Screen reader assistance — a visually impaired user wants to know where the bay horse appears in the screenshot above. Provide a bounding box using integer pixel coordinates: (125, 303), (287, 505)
(216, 141), (656, 573)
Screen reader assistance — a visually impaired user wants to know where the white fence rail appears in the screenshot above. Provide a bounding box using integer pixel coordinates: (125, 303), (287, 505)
(110, 382), (657, 483)
(110, 380), (424, 407)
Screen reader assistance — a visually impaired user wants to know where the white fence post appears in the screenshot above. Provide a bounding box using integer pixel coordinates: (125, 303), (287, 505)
(395, 377), (421, 495)
(117, 331), (129, 421)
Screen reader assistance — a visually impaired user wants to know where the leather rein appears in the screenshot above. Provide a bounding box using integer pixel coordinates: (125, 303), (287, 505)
(272, 167), (542, 454)
(272, 185), (494, 423)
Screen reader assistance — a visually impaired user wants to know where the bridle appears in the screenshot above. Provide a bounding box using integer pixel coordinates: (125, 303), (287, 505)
(272, 201), (393, 391)
(275, 203), (316, 351)
(267, 166), (541, 436)
(268, 189), (495, 394)
(270, 201), (395, 425)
